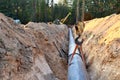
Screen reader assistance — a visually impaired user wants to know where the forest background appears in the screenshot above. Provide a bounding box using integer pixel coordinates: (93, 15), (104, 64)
(0, 0), (119, 24)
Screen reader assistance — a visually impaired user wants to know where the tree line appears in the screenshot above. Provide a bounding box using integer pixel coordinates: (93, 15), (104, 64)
(0, 0), (119, 24)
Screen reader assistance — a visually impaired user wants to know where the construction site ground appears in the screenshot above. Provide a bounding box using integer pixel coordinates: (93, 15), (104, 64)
(73, 13), (120, 80)
(0, 13), (120, 80)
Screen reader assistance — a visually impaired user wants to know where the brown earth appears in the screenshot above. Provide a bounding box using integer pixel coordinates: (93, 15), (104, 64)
(0, 13), (68, 80)
(1, 12), (120, 80)
(73, 14), (120, 80)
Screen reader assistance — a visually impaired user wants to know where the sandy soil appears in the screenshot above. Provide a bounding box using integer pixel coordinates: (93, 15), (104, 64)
(74, 14), (120, 80)
(0, 13), (68, 80)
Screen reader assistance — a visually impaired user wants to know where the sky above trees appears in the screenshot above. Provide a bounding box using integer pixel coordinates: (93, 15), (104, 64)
(54, 0), (58, 3)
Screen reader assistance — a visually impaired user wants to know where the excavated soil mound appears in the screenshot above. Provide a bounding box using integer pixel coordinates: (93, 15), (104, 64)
(0, 13), (68, 80)
(76, 14), (120, 80)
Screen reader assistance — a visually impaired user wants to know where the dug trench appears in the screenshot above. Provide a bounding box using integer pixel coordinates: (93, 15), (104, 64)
(73, 14), (120, 80)
(0, 13), (68, 80)
(0, 13), (120, 80)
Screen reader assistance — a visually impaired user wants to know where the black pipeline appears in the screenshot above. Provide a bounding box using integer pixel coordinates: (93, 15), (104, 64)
(68, 28), (89, 80)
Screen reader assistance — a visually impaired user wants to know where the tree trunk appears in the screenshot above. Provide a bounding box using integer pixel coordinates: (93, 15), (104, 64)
(32, 0), (37, 21)
(51, 0), (54, 20)
(81, 0), (85, 28)
(76, 0), (79, 24)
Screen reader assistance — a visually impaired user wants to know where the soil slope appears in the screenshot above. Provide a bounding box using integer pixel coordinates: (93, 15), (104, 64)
(0, 13), (68, 80)
(81, 14), (120, 80)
